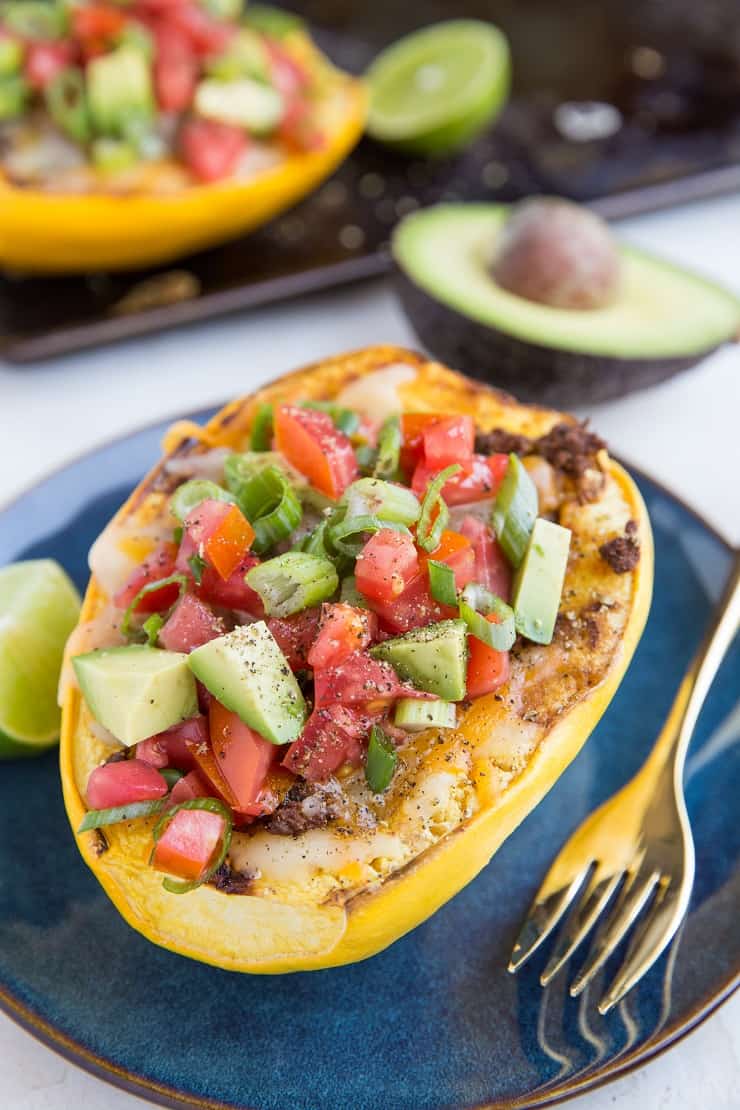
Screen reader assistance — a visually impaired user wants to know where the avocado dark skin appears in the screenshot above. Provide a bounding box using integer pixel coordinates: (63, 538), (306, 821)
(394, 268), (708, 408)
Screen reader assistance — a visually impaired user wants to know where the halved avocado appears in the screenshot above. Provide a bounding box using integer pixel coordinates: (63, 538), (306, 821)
(393, 203), (740, 406)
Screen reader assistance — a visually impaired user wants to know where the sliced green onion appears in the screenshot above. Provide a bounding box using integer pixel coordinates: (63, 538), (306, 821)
(427, 560), (457, 607)
(160, 768), (184, 789)
(328, 515), (410, 558)
(117, 21), (154, 60)
(365, 725), (397, 793)
(355, 444), (378, 475)
(339, 575), (369, 609)
(395, 699), (456, 732)
(302, 401), (359, 437)
(342, 478), (420, 527)
(244, 3), (305, 38)
(298, 518), (332, 558)
(246, 552), (338, 618)
(173, 526), (183, 546)
(142, 612), (164, 646)
(150, 798), (233, 895)
(170, 478), (236, 523)
(2, 1), (67, 39)
(492, 454), (538, 568)
(373, 415), (401, 481)
(459, 583), (516, 651)
(0, 74), (27, 121)
(0, 37), (23, 78)
(188, 554), (207, 586)
(250, 403), (274, 451)
(78, 798), (164, 832)
(121, 574), (188, 639)
(228, 464), (302, 555)
(45, 67), (90, 143)
(416, 464), (461, 553)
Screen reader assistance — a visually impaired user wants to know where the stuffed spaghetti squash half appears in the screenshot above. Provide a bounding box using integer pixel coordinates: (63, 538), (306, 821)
(60, 346), (652, 972)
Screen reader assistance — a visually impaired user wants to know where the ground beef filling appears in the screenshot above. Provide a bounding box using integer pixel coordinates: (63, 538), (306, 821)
(476, 420), (606, 503)
(263, 780), (348, 836)
(599, 520), (641, 573)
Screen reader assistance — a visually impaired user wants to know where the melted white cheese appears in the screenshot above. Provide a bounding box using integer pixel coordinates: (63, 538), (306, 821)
(229, 828), (405, 885)
(335, 364), (417, 420)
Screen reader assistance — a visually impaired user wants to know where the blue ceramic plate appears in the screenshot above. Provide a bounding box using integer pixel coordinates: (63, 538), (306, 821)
(0, 410), (737, 1110)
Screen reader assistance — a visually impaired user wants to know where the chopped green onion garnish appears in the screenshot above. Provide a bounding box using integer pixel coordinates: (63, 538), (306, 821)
(373, 415), (402, 481)
(121, 574), (188, 639)
(302, 401), (360, 437)
(0, 36), (22, 78)
(329, 515), (410, 558)
(416, 464), (461, 553)
(150, 798), (233, 895)
(339, 575), (369, 609)
(173, 526), (183, 546)
(228, 464), (302, 555)
(0, 74), (27, 121)
(298, 518), (332, 559)
(459, 583), (516, 651)
(250, 403), (274, 451)
(142, 613), (164, 646)
(244, 3), (305, 38)
(170, 478), (236, 523)
(246, 552), (338, 618)
(365, 725), (397, 793)
(160, 768), (184, 789)
(2, 1), (67, 39)
(188, 554), (207, 586)
(78, 798), (164, 832)
(342, 478), (420, 527)
(395, 699), (456, 732)
(427, 560), (457, 607)
(492, 454), (538, 568)
(355, 444), (378, 474)
(45, 68), (90, 144)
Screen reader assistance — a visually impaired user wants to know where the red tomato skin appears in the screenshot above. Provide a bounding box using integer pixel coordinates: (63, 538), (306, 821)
(466, 623), (511, 699)
(176, 533), (264, 614)
(422, 416), (475, 468)
(86, 759), (168, 810)
(420, 530), (476, 590)
(313, 651), (433, 709)
(71, 5), (126, 41)
(154, 28), (198, 111)
(169, 770), (211, 806)
(369, 530), (474, 633)
(412, 454), (507, 505)
(159, 593), (223, 653)
(180, 118), (247, 183)
(274, 405), (357, 499)
(152, 807), (226, 882)
(267, 607), (322, 670)
(24, 42), (75, 90)
(282, 705), (367, 782)
(355, 529), (419, 603)
(114, 542), (180, 613)
(209, 701), (278, 815)
(459, 517), (512, 601)
(168, 3), (234, 55)
(135, 715), (207, 770)
(307, 603), (376, 670)
(183, 499), (254, 581)
(400, 413), (440, 476)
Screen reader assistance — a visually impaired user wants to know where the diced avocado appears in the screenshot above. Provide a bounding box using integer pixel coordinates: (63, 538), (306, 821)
(87, 46), (154, 138)
(0, 37), (23, 78)
(370, 619), (468, 701)
(512, 518), (571, 645)
(492, 453), (538, 568)
(395, 698), (456, 731)
(194, 77), (283, 135)
(205, 29), (270, 83)
(188, 622), (306, 745)
(73, 646), (198, 748)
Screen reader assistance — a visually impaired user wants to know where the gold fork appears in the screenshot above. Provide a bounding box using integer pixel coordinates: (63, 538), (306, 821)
(508, 551), (740, 1014)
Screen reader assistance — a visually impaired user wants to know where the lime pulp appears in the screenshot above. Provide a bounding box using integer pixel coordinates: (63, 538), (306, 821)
(0, 559), (81, 758)
(366, 20), (511, 156)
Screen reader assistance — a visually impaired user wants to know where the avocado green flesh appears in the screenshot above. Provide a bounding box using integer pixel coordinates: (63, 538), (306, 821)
(513, 519), (571, 645)
(371, 619), (468, 701)
(73, 646), (198, 748)
(188, 622), (306, 745)
(393, 204), (740, 359)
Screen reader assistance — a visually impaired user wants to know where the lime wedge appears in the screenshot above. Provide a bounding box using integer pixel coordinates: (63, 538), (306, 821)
(366, 20), (510, 156)
(0, 559), (81, 759)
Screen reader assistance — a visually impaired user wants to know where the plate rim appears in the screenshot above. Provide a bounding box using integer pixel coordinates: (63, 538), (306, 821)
(0, 404), (736, 1110)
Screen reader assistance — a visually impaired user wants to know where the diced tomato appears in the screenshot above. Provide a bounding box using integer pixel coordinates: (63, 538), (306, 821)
(314, 651), (433, 709)
(459, 517), (512, 601)
(419, 529), (475, 590)
(278, 95), (324, 152)
(184, 499), (254, 582)
(400, 413), (440, 475)
(154, 28), (198, 111)
(159, 593), (223, 654)
(169, 770), (212, 806)
(86, 759), (168, 810)
(466, 617), (511, 698)
(71, 5), (126, 42)
(209, 701), (278, 815)
(367, 530), (474, 633)
(177, 532), (264, 614)
(412, 453), (508, 506)
(267, 40), (309, 99)
(422, 415), (474, 469)
(180, 118), (247, 183)
(152, 806), (226, 883)
(282, 705), (367, 782)
(307, 603), (376, 670)
(185, 730), (241, 810)
(267, 607), (322, 670)
(355, 529), (419, 604)
(168, 2), (234, 55)
(135, 715), (206, 770)
(114, 541), (180, 613)
(274, 404), (357, 499)
(24, 41), (76, 90)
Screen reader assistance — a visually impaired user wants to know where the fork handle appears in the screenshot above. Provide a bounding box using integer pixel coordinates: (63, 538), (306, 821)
(655, 550), (740, 779)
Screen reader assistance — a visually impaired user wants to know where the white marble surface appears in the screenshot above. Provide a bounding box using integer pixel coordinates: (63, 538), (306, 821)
(1, 194), (738, 1109)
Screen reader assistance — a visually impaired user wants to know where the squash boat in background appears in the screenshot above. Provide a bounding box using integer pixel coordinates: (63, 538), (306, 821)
(60, 346), (652, 972)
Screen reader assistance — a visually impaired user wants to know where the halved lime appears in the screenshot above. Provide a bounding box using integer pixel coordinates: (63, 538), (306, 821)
(0, 560), (81, 759)
(366, 20), (511, 156)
